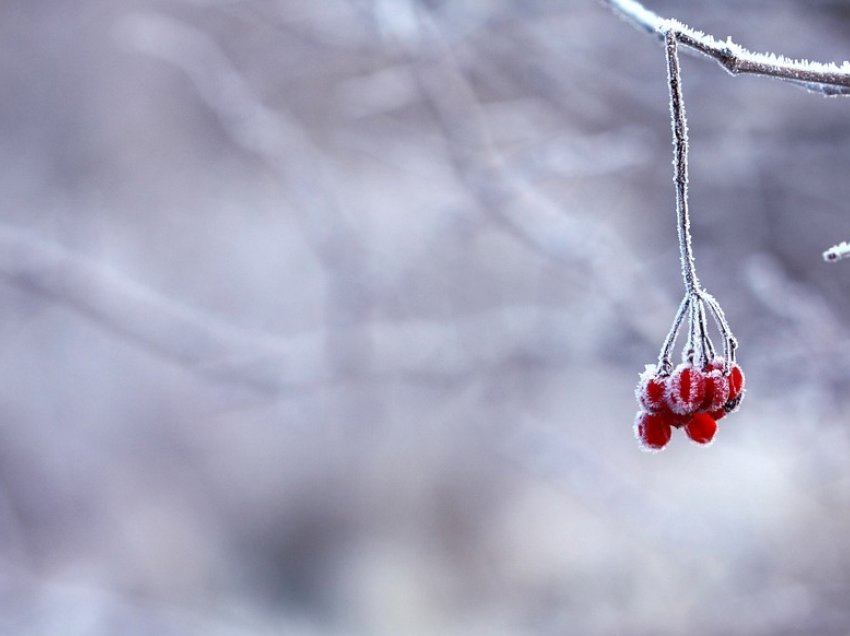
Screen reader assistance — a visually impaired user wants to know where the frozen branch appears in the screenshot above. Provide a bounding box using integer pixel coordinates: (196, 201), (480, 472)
(823, 241), (850, 263)
(600, 0), (850, 96)
(602, 1), (850, 264)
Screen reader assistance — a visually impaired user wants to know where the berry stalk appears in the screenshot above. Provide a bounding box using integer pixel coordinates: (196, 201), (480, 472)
(665, 29), (699, 296)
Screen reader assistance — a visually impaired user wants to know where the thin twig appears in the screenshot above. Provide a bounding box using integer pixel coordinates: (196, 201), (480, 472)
(696, 298), (715, 364)
(119, 12), (385, 423)
(600, 0), (850, 96)
(657, 294), (689, 373)
(823, 241), (850, 262)
(665, 30), (700, 296)
(699, 289), (737, 368)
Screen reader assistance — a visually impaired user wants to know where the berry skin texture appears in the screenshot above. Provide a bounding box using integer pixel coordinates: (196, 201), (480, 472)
(727, 363), (745, 401)
(636, 366), (667, 413)
(634, 411), (673, 452)
(701, 369), (730, 412)
(723, 362), (745, 413)
(666, 363), (707, 416)
(633, 357), (742, 450)
(685, 412), (718, 445)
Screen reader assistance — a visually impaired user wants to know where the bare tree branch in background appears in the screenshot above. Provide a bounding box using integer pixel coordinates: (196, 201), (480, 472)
(0, 8), (653, 405)
(0, 224), (606, 397)
(366, 3), (680, 347)
(117, 12), (388, 424)
(0, 225), (330, 393)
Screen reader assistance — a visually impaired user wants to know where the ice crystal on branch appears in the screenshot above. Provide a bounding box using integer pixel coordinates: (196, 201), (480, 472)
(601, 0), (850, 95)
(824, 242), (850, 263)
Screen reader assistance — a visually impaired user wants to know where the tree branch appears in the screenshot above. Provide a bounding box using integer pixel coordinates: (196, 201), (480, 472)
(600, 0), (850, 96)
(823, 241), (850, 263)
(0, 224), (620, 399)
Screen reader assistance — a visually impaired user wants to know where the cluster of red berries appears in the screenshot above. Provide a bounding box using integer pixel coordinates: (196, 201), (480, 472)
(634, 357), (744, 451)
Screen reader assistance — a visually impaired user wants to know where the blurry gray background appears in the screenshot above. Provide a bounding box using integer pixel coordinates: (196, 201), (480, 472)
(2, 0), (850, 634)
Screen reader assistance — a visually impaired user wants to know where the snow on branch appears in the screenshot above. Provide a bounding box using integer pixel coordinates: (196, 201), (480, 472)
(824, 241), (850, 263)
(600, 0), (850, 96)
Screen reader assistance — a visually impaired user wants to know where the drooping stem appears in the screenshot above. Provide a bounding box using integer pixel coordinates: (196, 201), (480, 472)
(665, 30), (700, 296)
(657, 293), (690, 373)
(685, 296), (699, 364)
(697, 298), (716, 363)
(700, 290), (737, 369)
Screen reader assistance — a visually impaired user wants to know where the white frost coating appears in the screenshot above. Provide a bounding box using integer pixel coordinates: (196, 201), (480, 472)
(702, 369), (729, 412)
(643, 363), (657, 374)
(636, 363), (666, 412)
(605, 0), (665, 34)
(633, 411), (670, 454)
(599, 0), (850, 95)
(637, 363), (657, 384)
(823, 241), (850, 262)
(666, 363), (705, 416)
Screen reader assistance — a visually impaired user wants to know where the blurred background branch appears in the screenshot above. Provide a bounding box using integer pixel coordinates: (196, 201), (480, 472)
(0, 1), (850, 634)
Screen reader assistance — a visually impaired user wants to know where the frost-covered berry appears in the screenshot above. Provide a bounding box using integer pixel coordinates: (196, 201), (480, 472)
(723, 362), (745, 412)
(666, 363), (707, 416)
(634, 411), (673, 452)
(636, 365), (667, 413)
(700, 369), (730, 412)
(727, 363), (745, 400)
(685, 412), (718, 444)
(632, 289), (742, 451)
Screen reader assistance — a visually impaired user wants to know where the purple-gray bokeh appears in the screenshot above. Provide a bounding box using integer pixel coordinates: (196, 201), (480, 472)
(2, 1), (850, 634)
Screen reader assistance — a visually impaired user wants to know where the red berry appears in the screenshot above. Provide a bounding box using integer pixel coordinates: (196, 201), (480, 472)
(685, 412), (718, 444)
(636, 366), (667, 412)
(666, 363), (707, 416)
(700, 369), (730, 412)
(727, 363), (745, 400)
(664, 407), (690, 428)
(721, 363), (745, 413)
(650, 402), (689, 427)
(708, 407), (727, 421)
(634, 411), (673, 451)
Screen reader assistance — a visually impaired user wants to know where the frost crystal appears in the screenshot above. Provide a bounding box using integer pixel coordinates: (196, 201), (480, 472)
(602, 0), (850, 96)
(823, 241), (850, 263)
